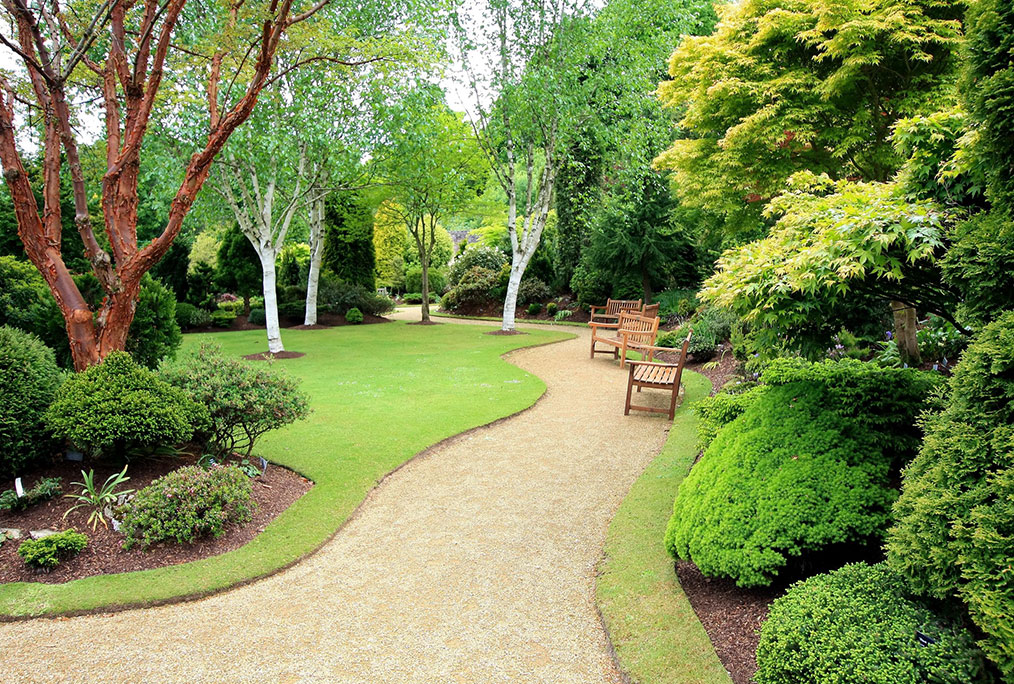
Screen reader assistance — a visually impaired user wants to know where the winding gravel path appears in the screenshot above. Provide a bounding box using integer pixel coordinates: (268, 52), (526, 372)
(0, 312), (675, 683)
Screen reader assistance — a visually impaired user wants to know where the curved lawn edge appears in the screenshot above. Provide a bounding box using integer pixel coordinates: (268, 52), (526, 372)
(596, 370), (732, 684)
(0, 328), (574, 621)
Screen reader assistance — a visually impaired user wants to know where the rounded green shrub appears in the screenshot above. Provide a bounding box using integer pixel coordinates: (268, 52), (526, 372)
(667, 359), (939, 587)
(448, 246), (507, 285)
(693, 385), (768, 451)
(174, 302), (212, 330)
(756, 563), (990, 684)
(527, 302), (542, 316)
(247, 307), (266, 326)
(120, 465), (254, 549)
(444, 267), (499, 310)
(45, 351), (207, 458)
(0, 326), (62, 476)
(126, 276), (183, 369)
(345, 307), (364, 324)
(887, 311), (1014, 678)
(546, 302), (558, 316)
(210, 309), (236, 328)
(18, 529), (88, 569)
(160, 344), (310, 457)
(517, 277), (552, 306)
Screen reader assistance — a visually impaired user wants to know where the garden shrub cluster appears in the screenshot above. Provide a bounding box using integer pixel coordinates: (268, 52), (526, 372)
(18, 529), (88, 569)
(0, 326), (62, 476)
(120, 465), (254, 549)
(160, 344), (310, 457)
(45, 351), (207, 458)
(448, 246), (507, 285)
(887, 312), (1014, 678)
(755, 563), (990, 684)
(174, 302), (212, 330)
(666, 359), (939, 587)
(316, 273), (394, 317)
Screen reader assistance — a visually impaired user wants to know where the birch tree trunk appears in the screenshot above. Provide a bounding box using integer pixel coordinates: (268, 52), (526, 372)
(258, 246), (285, 353)
(304, 191), (326, 325)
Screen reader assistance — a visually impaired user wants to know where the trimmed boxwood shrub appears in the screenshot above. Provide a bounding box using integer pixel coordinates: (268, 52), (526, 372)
(693, 385), (768, 451)
(45, 351), (207, 458)
(160, 344), (310, 457)
(18, 529), (88, 569)
(666, 359), (940, 587)
(345, 307), (363, 324)
(756, 563), (990, 684)
(120, 465), (254, 549)
(527, 302), (542, 316)
(247, 307), (266, 326)
(0, 326), (62, 476)
(887, 311), (1014, 678)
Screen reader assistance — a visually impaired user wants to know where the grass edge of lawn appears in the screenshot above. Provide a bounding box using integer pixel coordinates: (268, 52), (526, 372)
(596, 370), (732, 684)
(429, 311), (591, 328)
(0, 330), (572, 621)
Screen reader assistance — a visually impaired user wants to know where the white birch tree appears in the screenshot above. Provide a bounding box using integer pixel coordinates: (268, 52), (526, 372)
(454, 0), (587, 331)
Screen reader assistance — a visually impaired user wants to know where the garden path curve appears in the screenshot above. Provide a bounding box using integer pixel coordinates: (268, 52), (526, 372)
(0, 311), (676, 683)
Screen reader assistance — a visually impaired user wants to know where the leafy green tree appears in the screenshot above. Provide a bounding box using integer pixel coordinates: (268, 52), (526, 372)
(701, 175), (961, 362)
(380, 90), (487, 321)
(150, 240), (192, 302)
(215, 226), (261, 315)
(373, 201), (410, 290)
(322, 192), (376, 291)
(655, 0), (964, 238)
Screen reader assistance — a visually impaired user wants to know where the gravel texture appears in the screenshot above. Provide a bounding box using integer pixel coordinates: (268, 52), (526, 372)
(0, 311), (675, 683)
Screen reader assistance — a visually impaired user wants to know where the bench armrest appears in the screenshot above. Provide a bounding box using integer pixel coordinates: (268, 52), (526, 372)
(588, 321), (621, 330)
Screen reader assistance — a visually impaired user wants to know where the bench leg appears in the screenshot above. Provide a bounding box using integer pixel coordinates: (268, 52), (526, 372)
(668, 381), (680, 420)
(590, 336), (596, 359)
(624, 364), (635, 415)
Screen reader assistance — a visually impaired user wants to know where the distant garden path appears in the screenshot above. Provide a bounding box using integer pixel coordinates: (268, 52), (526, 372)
(1, 310), (675, 682)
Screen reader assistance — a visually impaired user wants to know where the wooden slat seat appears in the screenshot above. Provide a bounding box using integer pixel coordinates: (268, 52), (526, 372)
(624, 332), (691, 420)
(589, 312), (660, 369)
(589, 298), (642, 325)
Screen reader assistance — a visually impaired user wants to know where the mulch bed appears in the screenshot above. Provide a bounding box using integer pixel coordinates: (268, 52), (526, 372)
(0, 457), (312, 585)
(449, 295), (591, 323)
(243, 351), (306, 361)
(484, 329), (527, 336)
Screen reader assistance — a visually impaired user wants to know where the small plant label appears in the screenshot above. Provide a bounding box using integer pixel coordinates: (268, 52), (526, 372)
(14, 478), (23, 498)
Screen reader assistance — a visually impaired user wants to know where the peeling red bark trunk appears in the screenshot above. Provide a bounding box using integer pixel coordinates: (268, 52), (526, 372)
(0, 0), (301, 370)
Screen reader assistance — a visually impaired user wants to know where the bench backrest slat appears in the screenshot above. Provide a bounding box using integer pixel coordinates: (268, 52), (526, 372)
(607, 298), (642, 316)
(618, 312), (660, 345)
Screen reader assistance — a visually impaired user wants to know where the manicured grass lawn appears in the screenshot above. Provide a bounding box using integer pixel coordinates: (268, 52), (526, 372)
(0, 321), (570, 618)
(596, 370), (731, 684)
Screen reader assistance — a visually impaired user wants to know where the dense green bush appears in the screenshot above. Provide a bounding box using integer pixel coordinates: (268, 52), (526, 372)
(0, 256), (67, 362)
(161, 344), (310, 457)
(345, 307), (363, 324)
(126, 275), (182, 369)
(527, 302), (542, 316)
(0, 326), (62, 476)
(546, 302), (558, 316)
(247, 307), (266, 326)
(448, 246), (507, 285)
(887, 312), (1014, 678)
(942, 211), (1014, 328)
(0, 477), (61, 512)
(402, 292), (438, 305)
(756, 563), (990, 684)
(18, 529), (88, 569)
(120, 465), (254, 549)
(210, 309), (236, 328)
(693, 385), (768, 451)
(317, 273), (393, 316)
(655, 288), (699, 319)
(404, 265), (447, 295)
(443, 266), (499, 311)
(517, 277), (552, 306)
(45, 351), (206, 458)
(666, 359), (939, 586)
(174, 302), (212, 329)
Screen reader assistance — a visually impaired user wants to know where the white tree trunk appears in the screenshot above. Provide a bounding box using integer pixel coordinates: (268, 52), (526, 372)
(304, 194), (325, 326)
(257, 248), (285, 354)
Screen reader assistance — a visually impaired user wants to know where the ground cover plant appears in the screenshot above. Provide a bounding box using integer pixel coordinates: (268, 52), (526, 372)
(18, 530), (88, 571)
(0, 322), (569, 617)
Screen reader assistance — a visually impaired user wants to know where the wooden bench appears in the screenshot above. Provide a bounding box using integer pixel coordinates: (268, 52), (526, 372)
(624, 332), (692, 420)
(590, 298), (642, 325)
(589, 312), (660, 369)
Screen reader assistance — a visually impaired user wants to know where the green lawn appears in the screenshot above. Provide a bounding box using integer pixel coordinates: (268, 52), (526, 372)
(0, 321), (570, 618)
(596, 370), (732, 684)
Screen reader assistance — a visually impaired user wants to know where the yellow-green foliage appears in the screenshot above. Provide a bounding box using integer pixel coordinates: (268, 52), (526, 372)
(373, 200), (410, 288)
(887, 312), (1014, 678)
(756, 563), (991, 684)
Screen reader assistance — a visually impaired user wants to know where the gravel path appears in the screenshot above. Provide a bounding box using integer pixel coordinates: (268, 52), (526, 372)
(0, 312), (674, 683)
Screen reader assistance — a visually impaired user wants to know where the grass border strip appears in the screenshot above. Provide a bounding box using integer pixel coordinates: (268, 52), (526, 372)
(429, 311), (592, 328)
(596, 370), (732, 684)
(0, 329), (574, 621)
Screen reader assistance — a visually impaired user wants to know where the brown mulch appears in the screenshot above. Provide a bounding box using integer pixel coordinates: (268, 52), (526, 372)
(0, 457), (312, 584)
(485, 329), (527, 336)
(243, 351), (306, 361)
(676, 561), (779, 684)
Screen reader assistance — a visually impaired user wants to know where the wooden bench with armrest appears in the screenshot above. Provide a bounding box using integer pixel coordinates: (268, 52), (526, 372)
(589, 312), (660, 369)
(589, 299), (642, 325)
(624, 332), (692, 420)
(588, 302), (659, 334)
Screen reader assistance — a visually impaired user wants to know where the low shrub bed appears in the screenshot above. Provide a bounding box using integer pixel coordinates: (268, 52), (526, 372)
(18, 530), (88, 570)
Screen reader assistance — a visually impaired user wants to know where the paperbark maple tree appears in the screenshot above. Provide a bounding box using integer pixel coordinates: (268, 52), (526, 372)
(0, 0), (324, 369)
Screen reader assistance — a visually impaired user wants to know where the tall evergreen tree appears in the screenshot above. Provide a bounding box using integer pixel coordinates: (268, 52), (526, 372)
(322, 193), (376, 291)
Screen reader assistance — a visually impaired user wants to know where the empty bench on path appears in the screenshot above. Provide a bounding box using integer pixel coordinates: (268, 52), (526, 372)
(624, 332), (692, 420)
(589, 298), (642, 325)
(589, 312), (660, 369)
